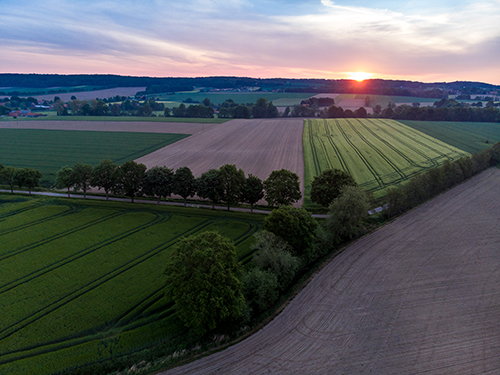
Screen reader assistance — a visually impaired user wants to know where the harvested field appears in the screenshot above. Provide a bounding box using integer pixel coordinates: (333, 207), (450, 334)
(135, 118), (305, 205)
(163, 167), (500, 375)
(0, 120), (215, 134)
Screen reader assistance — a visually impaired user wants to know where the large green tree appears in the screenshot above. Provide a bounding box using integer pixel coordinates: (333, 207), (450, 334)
(325, 185), (370, 240)
(163, 231), (245, 335)
(55, 166), (75, 198)
(0, 166), (18, 194)
(173, 166), (196, 207)
(241, 174), (264, 213)
(14, 168), (42, 196)
(263, 206), (317, 257)
(114, 161), (147, 203)
(263, 169), (301, 207)
(219, 164), (246, 211)
(72, 162), (94, 199)
(143, 166), (174, 205)
(196, 169), (223, 209)
(310, 169), (357, 207)
(91, 159), (118, 200)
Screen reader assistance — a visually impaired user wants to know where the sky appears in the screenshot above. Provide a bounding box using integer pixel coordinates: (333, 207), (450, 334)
(1, 0), (500, 84)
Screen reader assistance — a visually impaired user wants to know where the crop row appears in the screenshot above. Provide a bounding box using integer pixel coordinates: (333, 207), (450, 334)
(303, 119), (468, 201)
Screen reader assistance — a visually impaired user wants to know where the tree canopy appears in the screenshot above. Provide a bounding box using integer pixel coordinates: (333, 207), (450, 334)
(91, 159), (118, 200)
(173, 166), (196, 207)
(163, 231), (245, 335)
(219, 164), (246, 211)
(196, 169), (223, 209)
(263, 169), (301, 207)
(55, 166), (74, 198)
(114, 161), (146, 203)
(310, 169), (357, 207)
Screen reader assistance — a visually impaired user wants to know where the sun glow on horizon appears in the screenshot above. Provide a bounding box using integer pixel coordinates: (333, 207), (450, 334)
(347, 72), (373, 82)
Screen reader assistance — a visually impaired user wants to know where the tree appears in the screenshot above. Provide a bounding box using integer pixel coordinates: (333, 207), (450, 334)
(263, 206), (317, 257)
(325, 185), (370, 240)
(263, 169), (301, 207)
(241, 174), (264, 213)
(114, 161), (146, 203)
(91, 159), (118, 200)
(55, 166), (75, 198)
(310, 169), (357, 207)
(251, 230), (300, 291)
(14, 168), (42, 196)
(218, 164), (246, 211)
(143, 166), (174, 205)
(0, 166), (18, 194)
(163, 231), (245, 335)
(173, 166), (196, 207)
(196, 169), (223, 209)
(252, 97), (269, 118)
(242, 268), (279, 315)
(72, 162), (94, 199)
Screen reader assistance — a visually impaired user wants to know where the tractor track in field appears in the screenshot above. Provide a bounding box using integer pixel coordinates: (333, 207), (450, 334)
(162, 168), (500, 375)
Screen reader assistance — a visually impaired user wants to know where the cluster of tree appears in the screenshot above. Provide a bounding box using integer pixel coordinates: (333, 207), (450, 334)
(55, 161), (302, 210)
(386, 142), (500, 217)
(163, 182), (372, 336)
(167, 98), (214, 118)
(0, 165), (43, 195)
(374, 102), (500, 123)
(54, 98), (165, 117)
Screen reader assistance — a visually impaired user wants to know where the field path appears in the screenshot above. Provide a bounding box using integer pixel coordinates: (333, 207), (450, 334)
(162, 168), (500, 374)
(136, 118), (305, 205)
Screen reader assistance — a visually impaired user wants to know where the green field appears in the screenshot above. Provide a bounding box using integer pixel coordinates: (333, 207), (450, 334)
(0, 195), (263, 374)
(303, 118), (469, 205)
(400, 120), (500, 154)
(154, 92), (311, 107)
(0, 129), (190, 186)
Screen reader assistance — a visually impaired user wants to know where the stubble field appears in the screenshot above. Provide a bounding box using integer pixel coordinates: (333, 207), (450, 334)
(163, 167), (500, 375)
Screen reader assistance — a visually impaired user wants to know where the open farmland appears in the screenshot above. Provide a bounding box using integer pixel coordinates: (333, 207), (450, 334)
(164, 167), (500, 375)
(0, 195), (263, 374)
(400, 120), (500, 154)
(303, 118), (468, 204)
(136, 118), (305, 205)
(0, 128), (190, 186)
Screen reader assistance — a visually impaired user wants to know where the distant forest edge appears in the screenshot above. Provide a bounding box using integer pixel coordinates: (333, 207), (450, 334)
(1, 74), (500, 98)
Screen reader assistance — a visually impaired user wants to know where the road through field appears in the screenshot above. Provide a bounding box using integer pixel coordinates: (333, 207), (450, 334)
(162, 168), (500, 374)
(136, 118), (305, 205)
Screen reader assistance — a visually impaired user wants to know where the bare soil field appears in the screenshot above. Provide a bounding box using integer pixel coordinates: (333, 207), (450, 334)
(34, 87), (144, 101)
(163, 168), (500, 374)
(136, 118), (305, 205)
(0, 120), (212, 134)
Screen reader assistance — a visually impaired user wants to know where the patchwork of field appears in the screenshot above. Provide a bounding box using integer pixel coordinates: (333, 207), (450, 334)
(400, 120), (500, 154)
(303, 118), (468, 203)
(136, 118), (305, 205)
(0, 195), (262, 374)
(33, 87), (146, 102)
(164, 167), (500, 375)
(0, 128), (190, 186)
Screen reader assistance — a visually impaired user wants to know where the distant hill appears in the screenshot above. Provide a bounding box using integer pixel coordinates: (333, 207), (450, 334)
(1, 74), (499, 98)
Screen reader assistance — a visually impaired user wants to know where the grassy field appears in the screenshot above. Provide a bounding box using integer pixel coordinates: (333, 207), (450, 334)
(400, 120), (500, 154)
(0, 129), (190, 186)
(153, 92), (311, 107)
(353, 94), (436, 106)
(0, 194), (263, 374)
(303, 118), (468, 205)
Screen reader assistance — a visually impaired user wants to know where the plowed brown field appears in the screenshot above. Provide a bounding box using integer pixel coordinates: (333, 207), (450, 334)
(0, 120), (212, 134)
(135, 118), (305, 205)
(162, 168), (500, 374)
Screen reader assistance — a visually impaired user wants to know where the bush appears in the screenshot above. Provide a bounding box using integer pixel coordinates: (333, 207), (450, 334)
(242, 268), (279, 314)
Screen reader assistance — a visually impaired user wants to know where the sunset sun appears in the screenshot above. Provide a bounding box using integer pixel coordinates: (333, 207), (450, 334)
(347, 72), (373, 81)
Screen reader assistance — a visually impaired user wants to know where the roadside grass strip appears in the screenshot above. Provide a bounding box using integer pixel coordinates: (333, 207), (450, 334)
(0, 129), (190, 186)
(0, 198), (263, 374)
(303, 118), (469, 205)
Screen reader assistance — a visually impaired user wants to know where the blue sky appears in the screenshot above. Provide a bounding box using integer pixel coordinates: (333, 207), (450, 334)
(1, 0), (499, 84)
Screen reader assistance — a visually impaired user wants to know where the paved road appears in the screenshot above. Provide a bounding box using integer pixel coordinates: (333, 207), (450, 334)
(161, 168), (500, 374)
